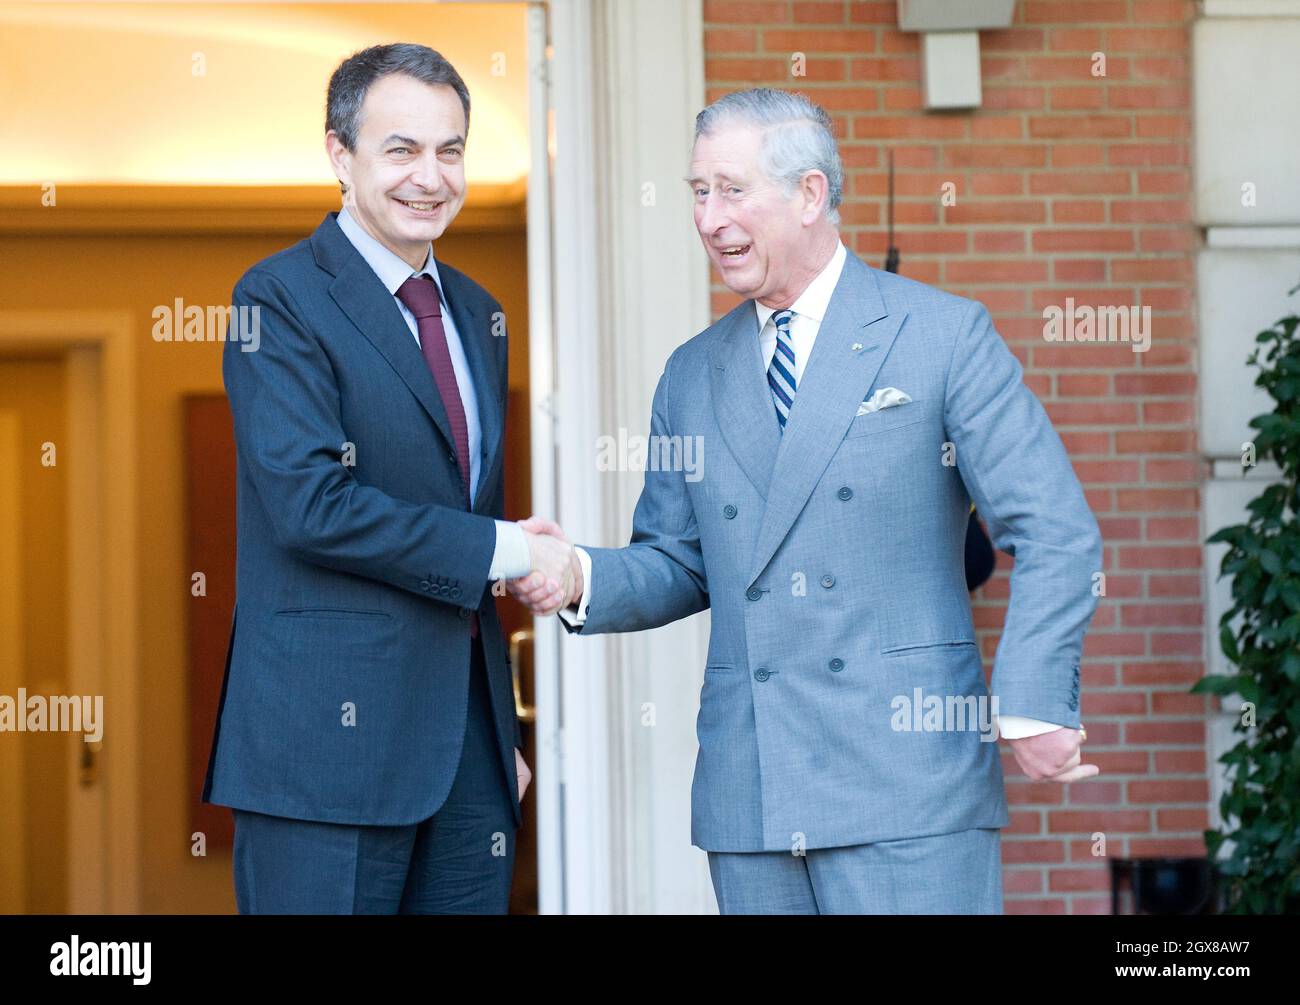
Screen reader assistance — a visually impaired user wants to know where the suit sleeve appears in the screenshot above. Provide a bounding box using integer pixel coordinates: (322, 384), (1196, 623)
(562, 354), (709, 635)
(223, 267), (496, 605)
(943, 300), (1101, 728)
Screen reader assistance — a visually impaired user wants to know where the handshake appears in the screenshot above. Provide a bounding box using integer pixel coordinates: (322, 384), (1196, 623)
(508, 516), (583, 617)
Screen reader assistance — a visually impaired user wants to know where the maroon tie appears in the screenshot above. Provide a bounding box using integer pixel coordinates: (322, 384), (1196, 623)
(396, 274), (478, 638)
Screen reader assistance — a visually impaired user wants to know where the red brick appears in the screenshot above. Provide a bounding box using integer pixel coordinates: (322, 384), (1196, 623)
(1048, 867), (1110, 893)
(1116, 488), (1197, 511)
(1145, 518), (1199, 542)
(1128, 837), (1207, 856)
(1033, 228), (1135, 252)
(1125, 720), (1204, 745)
(1048, 810), (1151, 832)
(1118, 546), (1200, 569)
(974, 230), (1027, 253)
(1153, 750), (1205, 773)
(704, 0), (787, 21)
(764, 28), (878, 53)
(1147, 575), (1201, 598)
(1024, 1), (1130, 24)
(1156, 808), (1210, 831)
(705, 28), (759, 53)
(1003, 840), (1068, 864)
(792, 1), (845, 23)
(1051, 200), (1107, 223)
(1120, 603), (1201, 628)
(1120, 662), (1201, 686)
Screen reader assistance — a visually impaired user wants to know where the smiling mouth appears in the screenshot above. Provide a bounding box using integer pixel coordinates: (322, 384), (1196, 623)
(395, 197), (444, 213)
(717, 244), (751, 263)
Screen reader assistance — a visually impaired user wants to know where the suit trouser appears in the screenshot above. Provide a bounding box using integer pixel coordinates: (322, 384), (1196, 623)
(231, 636), (517, 914)
(707, 827), (1003, 915)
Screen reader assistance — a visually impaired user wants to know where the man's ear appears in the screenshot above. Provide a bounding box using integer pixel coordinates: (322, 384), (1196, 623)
(325, 130), (353, 196)
(799, 170), (829, 225)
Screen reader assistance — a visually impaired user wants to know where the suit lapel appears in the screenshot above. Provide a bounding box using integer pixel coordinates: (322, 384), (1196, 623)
(746, 253), (908, 588)
(709, 303), (783, 500)
(327, 239), (458, 457)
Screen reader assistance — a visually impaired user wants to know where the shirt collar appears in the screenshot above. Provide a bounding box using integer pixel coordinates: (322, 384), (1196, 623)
(754, 240), (848, 334)
(336, 205), (445, 305)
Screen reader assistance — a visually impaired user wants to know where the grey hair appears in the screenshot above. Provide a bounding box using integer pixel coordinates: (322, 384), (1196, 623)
(694, 88), (843, 225)
(326, 43), (471, 153)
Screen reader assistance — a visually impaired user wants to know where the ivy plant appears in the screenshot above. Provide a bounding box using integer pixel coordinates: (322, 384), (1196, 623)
(1198, 281), (1300, 913)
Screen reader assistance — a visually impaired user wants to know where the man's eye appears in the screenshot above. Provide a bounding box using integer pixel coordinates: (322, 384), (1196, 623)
(441, 149), (464, 159)
(694, 188), (708, 198)
(389, 147), (410, 155)
(726, 186), (741, 195)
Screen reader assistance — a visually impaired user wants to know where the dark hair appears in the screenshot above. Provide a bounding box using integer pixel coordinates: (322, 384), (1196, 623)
(326, 42), (471, 153)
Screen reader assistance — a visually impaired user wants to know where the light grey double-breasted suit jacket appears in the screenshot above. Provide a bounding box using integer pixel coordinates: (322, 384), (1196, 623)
(566, 248), (1101, 853)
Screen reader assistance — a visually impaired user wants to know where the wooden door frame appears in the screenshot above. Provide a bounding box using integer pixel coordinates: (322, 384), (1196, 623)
(0, 311), (139, 913)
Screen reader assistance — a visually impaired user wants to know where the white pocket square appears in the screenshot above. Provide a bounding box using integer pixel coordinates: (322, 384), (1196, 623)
(856, 387), (912, 416)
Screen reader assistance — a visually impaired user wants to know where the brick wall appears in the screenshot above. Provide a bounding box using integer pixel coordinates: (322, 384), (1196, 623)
(703, 0), (1205, 914)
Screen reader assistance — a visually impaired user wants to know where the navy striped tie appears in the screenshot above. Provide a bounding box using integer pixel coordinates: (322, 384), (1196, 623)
(767, 309), (797, 432)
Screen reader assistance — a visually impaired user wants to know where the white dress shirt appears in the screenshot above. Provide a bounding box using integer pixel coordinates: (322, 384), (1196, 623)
(558, 241), (1061, 739)
(335, 206), (531, 582)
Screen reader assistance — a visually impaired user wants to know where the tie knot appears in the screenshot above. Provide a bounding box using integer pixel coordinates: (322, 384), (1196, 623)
(773, 309), (794, 333)
(396, 274), (443, 319)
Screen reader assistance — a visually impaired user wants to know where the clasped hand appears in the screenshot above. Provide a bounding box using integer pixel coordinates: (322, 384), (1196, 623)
(507, 516), (583, 616)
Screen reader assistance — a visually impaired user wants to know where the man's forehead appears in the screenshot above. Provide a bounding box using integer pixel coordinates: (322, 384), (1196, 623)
(358, 79), (466, 137)
(690, 127), (762, 168)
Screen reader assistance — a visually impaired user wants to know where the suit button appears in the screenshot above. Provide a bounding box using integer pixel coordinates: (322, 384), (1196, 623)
(829, 658), (844, 672)
(419, 580), (431, 591)
(754, 667), (771, 683)
(458, 608), (471, 620)
(746, 587), (762, 601)
(837, 486), (853, 501)
(450, 586), (462, 599)
(723, 504), (737, 519)
(820, 574), (835, 589)
(448, 451), (457, 464)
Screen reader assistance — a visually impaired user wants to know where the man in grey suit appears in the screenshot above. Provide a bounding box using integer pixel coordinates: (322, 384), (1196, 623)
(510, 88), (1102, 914)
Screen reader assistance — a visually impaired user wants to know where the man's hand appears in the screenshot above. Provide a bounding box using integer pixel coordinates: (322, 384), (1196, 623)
(515, 747), (532, 802)
(508, 516), (582, 616)
(1007, 726), (1098, 782)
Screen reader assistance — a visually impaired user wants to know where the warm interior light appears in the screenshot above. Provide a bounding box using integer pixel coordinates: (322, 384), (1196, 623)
(0, 1), (530, 187)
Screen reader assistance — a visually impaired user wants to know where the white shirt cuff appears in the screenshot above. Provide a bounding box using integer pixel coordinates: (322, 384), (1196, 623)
(489, 520), (532, 582)
(997, 714), (1064, 739)
(558, 546), (592, 626)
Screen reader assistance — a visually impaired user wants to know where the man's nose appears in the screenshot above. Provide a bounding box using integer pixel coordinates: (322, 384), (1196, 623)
(696, 191), (727, 237)
(409, 153), (445, 193)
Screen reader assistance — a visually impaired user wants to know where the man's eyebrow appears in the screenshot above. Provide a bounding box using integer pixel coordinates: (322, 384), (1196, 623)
(378, 133), (466, 150)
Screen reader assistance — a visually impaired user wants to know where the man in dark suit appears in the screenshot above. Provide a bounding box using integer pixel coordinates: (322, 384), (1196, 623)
(202, 43), (573, 914)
